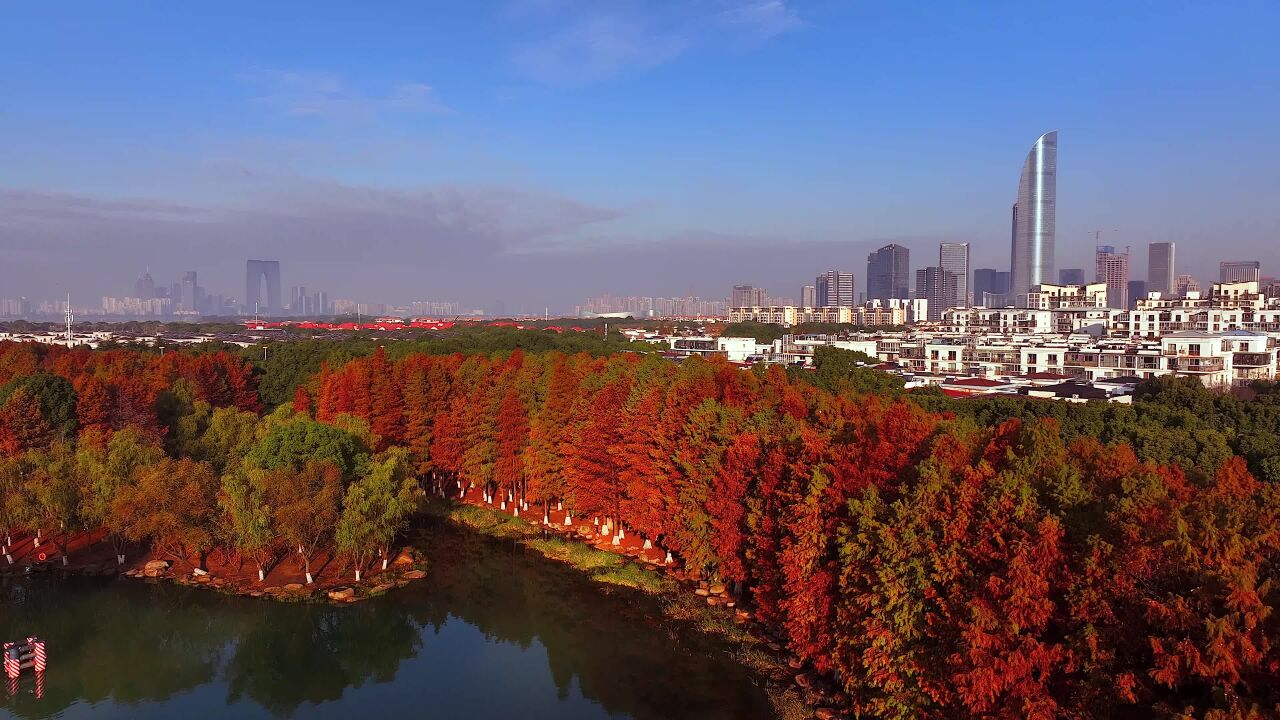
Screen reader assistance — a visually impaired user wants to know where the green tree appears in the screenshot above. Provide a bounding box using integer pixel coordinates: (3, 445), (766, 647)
(26, 441), (84, 564)
(78, 427), (166, 565)
(335, 448), (419, 581)
(0, 372), (79, 438)
(113, 457), (221, 571)
(219, 470), (275, 581)
(267, 462), (343, 584)
(246, 416), (369, 481)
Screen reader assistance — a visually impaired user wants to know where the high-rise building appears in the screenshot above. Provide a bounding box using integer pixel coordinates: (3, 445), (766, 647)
(1176, 274), (1202, 297)
(246, 260), (282, 315)
(1147, 242), (1176, 296)
(1095, 245), (1130, 309)
(815, 271), (855, 307)
(1058, 268), (1085, 285)
(972, 268), (1011, 306)
(1010, 131), (1058, 301)
(800, 285), (816, 308)
(915, 267), (958, 322)
(939, 243), (970, 307)
(311, 291), (330, 316)
(180, 271), (199, 313)
(134, 270), (155, 300)
(866, 244), (911, 302)
(290, 286), (308, 315)
(731, 284), (767, 307)
(1220, 261), (1261, 283)
(1127, 280), (1148, 310)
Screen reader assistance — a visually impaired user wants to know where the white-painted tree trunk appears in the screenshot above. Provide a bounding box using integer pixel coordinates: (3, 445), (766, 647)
(564, 514), (572, 526)
(62, 555), (69, 566)
(382, 558), (389, 570)
(355, 569), (362, 581)
(305, 572), (314, 584)
(117, 554), (125, 565)
(5, 553), (12, 565)
(258, 569), (265, 581)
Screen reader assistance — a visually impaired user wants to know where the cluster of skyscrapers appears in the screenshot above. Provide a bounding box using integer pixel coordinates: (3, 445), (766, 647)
(730, 130), (1267, 324)
(97, 260), (332, 318)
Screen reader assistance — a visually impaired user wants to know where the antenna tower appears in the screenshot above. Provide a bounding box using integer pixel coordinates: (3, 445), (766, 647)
(64, 293), (74, 346)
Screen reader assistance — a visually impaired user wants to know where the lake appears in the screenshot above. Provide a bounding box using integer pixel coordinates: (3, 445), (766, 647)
(1, 521), (776, 719)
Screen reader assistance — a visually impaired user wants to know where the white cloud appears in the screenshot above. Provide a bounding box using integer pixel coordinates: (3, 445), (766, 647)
(239, 69), (449, 120)
(506, 0), (803, 85)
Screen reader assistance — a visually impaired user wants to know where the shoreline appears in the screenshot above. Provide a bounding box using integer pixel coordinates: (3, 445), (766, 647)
(0, 530), (428, 605)
(420, 496), (839, 720)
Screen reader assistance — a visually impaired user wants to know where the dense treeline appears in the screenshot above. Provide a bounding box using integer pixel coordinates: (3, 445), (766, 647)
(1, 338), (1279, 717)
(0, 341), (416, 582)
(312, 347), (1280, 718)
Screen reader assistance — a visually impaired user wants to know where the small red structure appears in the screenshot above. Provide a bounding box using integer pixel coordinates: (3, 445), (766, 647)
(4, 637), (46, 678)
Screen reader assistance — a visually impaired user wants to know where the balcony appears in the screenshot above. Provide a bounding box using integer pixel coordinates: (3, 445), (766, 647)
(1234, 352), (1273, 367)
(1169, 356), (1224, 373)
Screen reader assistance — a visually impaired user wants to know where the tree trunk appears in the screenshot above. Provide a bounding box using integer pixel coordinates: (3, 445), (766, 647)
(304, 556), (314, 584)
(258, 568), (265, 582)
(355, 569), (362, 582)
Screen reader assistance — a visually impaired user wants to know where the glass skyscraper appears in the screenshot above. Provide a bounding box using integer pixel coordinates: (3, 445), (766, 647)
(866, 244), (911, 302)
(1009, 131), (1058, 303)
(939, 242), (970, 307)
(1147, 242), (1176, 296)
(815, 270), (855, 307)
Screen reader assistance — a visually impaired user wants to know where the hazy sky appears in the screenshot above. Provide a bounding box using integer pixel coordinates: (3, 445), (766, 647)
(2, 1), (1278, 312)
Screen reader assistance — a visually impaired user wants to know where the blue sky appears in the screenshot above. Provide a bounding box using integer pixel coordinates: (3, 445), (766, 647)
(1, 1), (1277, 311)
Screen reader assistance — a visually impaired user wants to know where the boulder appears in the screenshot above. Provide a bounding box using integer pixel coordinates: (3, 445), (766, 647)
(143, 559), (171, 578)
(815, 709), (845, 720)
(283, 583), (304, 592)
(403, 569), (426, 580)
(392, 548), (417, 566)
(328, 587), (356, 601)
(709, 583), (727, 595)
(694, 587), (710, 597)
(371, 583), (395, 594)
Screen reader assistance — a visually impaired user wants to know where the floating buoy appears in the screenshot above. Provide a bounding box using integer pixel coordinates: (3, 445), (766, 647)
(36, 552), (47, 562)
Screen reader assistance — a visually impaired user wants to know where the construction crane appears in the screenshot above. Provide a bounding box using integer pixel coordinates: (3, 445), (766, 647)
(1088, 229), (1118, 245)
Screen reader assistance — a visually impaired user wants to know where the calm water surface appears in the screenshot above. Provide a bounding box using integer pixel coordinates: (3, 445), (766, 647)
(1, 521), (776, 719)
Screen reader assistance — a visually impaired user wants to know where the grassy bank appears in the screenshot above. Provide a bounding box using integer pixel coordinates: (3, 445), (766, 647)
(421, 497), (810, 720)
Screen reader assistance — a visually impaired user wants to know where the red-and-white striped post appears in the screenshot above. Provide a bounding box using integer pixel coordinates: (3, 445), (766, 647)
(2, 642), (18, 680)
(32, 639), (47, 673)
(34, 669), (44, 699)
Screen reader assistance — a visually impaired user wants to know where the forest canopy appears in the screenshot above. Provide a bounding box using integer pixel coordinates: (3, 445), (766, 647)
(0, 336), (1278, 718)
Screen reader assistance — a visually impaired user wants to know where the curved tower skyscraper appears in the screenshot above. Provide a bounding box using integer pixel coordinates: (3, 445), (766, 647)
(1009, 131), (1057, 303)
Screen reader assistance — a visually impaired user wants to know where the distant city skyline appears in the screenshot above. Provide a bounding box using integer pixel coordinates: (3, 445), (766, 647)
(1, 3), (1277, 312)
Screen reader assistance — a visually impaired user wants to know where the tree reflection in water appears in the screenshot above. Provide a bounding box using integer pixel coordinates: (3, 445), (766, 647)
(0, 520), (774, 720)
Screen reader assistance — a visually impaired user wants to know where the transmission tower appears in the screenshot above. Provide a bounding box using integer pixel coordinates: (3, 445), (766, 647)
(64, 293), (74, 346)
